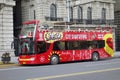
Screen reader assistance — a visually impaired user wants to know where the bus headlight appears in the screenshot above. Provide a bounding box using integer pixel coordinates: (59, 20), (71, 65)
(30, 57), (35, 61)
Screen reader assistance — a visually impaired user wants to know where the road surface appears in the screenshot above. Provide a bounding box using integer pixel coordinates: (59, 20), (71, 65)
(0, 57), (120, 80)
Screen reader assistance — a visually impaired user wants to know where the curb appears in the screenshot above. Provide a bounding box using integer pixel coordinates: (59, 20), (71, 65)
(0, 62), (19, 69)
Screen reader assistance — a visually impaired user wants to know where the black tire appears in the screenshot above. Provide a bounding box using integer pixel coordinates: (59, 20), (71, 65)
(92, 52), (99, 61)
(50, 55), (59, 65)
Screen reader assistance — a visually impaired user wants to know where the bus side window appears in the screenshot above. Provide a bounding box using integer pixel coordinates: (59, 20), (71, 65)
(53, 42), (60, 50)
(53, 41), (66, 50)
(98, 40), (105, 48)
(66, 41), (82, 50)
(59, 42), (65, 50)
(67, 41), (73, 50)
(37, 42), (47, 53)
(89, 44), (96, 49)
(80, 41), (88, 49)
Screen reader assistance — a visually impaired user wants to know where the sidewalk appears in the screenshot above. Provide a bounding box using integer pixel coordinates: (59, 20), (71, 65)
(10, 56), (18, 64)
(0, 56), (18, 69)
(114, 51), (120, 58)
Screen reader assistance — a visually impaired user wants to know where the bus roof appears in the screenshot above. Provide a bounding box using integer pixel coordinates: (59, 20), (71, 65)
(23, 20), (40, 25)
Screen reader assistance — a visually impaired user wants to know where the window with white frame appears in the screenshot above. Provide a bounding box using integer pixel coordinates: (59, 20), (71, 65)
(101, 8), (106, 20)
(50, 4), (57, 18)
(77, 6), (82, 20)
(70, 7), (73, 20)
(87, 7), (92, 20)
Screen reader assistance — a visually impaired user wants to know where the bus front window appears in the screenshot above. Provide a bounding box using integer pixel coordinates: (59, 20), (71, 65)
(20, 41), (35, 55)
(20, 24), (35, 37)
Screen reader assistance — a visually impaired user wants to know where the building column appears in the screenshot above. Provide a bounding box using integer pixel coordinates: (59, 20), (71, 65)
(0, 0), (15, 57)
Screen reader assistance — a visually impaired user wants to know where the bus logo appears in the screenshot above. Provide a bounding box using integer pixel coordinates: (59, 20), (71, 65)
(44, 32), (63, 43)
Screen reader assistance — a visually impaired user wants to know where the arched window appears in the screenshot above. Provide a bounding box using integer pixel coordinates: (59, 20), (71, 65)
(102, 8), (106, 20)
(70, 7), (73, 21)
(50, 4), (57, 21)
(87, 7), (92, 24)
(87, 7), (92, 20)
(78, 6), (82, 20)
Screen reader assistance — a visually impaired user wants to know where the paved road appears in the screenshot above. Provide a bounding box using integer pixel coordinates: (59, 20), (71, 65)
(0, 57), (120, 80)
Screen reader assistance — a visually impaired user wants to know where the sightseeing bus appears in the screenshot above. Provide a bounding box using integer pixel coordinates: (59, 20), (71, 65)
(18, 20), (114, 65)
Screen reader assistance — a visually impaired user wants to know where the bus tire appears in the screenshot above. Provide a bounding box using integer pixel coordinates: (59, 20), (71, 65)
(50, 55), (59, 65)
(92, 52), (99, 61)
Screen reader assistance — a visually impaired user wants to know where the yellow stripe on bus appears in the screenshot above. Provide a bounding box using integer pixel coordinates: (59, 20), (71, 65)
(103, 34), (114, 57)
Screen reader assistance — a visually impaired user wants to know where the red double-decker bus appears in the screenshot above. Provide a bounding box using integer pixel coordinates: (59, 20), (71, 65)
(18, 20), (114, 65)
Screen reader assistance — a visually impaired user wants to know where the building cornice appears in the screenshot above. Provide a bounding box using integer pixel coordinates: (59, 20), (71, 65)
(0, 0), (15, 6)
(74, 0), (115, 6)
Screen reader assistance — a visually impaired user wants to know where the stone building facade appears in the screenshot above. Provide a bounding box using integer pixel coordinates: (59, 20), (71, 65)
(20, 0), (115, 25)
(114, 0), (120, 51)
(0, 0), (15, 56)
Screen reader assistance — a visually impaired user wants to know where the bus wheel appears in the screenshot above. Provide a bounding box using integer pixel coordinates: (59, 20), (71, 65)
(50, 55), (59, 65)
(92, 52), (99, 61)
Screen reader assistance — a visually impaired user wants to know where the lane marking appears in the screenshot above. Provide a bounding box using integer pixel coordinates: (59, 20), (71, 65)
(0, 67), (35, 71)
(27, 67), (120, 80)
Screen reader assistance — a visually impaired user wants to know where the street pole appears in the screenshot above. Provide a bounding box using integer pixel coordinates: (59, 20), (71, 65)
(66, 0), (70, 22)
(66, 0), (71, 30)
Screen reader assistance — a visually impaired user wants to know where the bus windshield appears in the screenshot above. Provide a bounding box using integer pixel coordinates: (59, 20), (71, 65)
(20, 24), (35, 37)
(20, 38), (35, 55)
